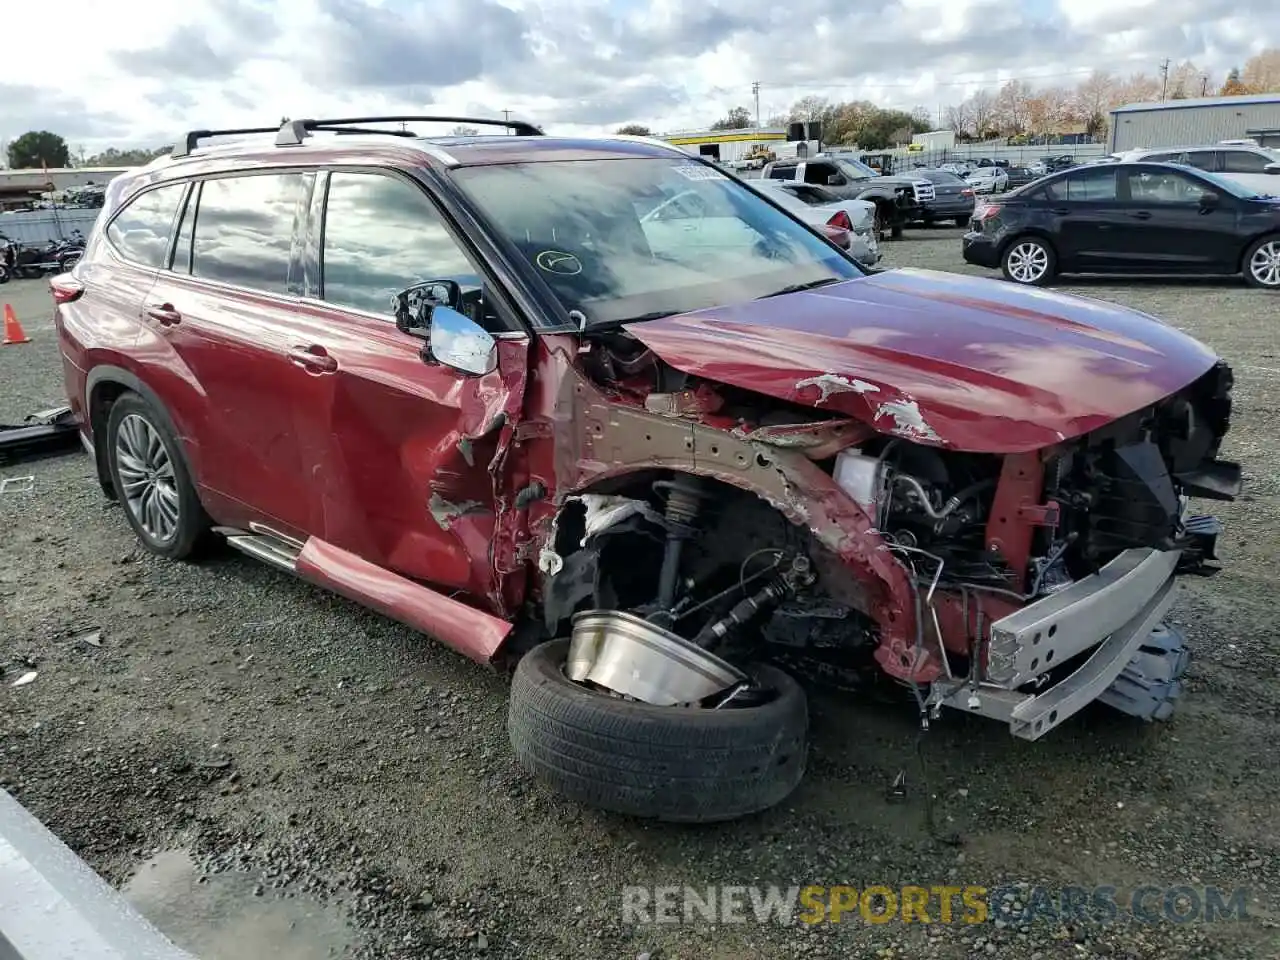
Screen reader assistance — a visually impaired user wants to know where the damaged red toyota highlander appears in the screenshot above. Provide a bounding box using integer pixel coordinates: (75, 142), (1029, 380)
(53, 117), (1241, 823)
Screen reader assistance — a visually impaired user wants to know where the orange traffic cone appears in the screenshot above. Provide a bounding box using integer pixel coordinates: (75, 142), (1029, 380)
(2, 303), (30, 345)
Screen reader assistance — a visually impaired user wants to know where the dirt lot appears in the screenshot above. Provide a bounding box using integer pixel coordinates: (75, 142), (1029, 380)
(2, 233), (1278, 960)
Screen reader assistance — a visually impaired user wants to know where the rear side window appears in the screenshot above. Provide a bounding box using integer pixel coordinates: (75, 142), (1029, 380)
(320, 171), (478, 320)
(768, 165), (796, 180)
(189, 173), (312, 294)
(106, 184), (186, 268)
(1044, 169), (1117, 202)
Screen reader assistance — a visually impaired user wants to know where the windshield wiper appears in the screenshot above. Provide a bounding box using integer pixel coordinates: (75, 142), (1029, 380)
(610, 310), (680, 326)
(758, 277), (845, 299)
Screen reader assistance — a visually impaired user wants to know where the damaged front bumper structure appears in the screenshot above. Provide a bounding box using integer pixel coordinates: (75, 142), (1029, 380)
(930, 545), (1190, 739)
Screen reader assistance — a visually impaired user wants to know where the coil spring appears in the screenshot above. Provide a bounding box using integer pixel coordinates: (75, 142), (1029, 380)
(656, 477), (704, 527)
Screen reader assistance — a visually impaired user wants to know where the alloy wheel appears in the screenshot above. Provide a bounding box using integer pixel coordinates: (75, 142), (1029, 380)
(115, 413), (181, 542)
(1249, 240), (1280, 288)
(1007, 242), (1049, 283)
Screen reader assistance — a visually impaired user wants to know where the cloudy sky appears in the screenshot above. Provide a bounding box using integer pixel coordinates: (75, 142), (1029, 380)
(2, 0), (1277, 155)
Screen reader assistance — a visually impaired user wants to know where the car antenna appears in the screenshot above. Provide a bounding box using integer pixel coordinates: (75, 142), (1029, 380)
(568, 309), (588, 333)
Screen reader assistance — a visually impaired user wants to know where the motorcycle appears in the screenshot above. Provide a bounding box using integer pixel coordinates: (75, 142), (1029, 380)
(9, 233), (85, 278)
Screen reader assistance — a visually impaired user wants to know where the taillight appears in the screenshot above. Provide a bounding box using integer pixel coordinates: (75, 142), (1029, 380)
(960, 188), (974, 197)
(827, 209), (853, 231)
(977, 204), (1002, 221)
(50, 275), (84, 304)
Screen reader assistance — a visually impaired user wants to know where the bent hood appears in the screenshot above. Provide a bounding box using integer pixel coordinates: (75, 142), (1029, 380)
(623, 268), (1219, 453)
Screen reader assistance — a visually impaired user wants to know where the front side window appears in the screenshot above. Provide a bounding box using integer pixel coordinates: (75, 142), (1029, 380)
(1221, 150), (1272, 173)
(106, 184), (186, 268)
(452, 157), (863, 328)
(1126, 169), (1209, 204)
(190, 173), (312, 294)
(320, 171), (492, 326)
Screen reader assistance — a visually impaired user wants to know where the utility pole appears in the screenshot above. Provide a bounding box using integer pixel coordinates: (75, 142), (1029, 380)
(1159, 59), (1171, 101)
(752, 81), (761, 128)
(1200, 75), (1209, 96)
(502, 109), (511, 134)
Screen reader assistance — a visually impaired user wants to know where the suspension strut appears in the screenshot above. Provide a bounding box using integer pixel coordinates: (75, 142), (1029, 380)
(651, 476), (706, 617)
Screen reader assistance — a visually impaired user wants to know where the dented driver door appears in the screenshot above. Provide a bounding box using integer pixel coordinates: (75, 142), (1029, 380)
(303, 170), (529, 610)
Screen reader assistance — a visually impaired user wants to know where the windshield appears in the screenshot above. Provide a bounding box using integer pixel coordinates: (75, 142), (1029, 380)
(452, 158), (863, 328)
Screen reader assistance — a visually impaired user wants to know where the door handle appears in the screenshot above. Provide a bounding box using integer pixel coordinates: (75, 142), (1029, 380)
(145, 303), (182, 326)
(1049, 207), (1070, 215)
(1129, 211), (1153, 220)
(288, 345), (338, 374)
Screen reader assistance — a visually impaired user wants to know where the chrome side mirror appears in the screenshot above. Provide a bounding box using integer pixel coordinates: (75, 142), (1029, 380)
(428, 306), (497, 376)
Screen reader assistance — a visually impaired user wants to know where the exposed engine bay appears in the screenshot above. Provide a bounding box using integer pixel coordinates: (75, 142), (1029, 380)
(538, 333), (1239, 721)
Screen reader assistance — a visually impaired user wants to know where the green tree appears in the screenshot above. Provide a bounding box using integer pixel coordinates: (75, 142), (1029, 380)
(84, 146), (170, 167)
(615, 123), (652, 136)
(7, 130), (71, 169)
(709, 106), (752, 130)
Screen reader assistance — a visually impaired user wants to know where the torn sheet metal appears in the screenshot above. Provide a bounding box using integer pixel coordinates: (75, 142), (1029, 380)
(428, 492), (486, 531)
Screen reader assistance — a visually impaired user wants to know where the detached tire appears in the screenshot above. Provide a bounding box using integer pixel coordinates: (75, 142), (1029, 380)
(508, 640), (807, 822)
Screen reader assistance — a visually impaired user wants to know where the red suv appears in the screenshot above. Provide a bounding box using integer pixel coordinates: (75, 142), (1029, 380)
(54, 116), (1241, 822)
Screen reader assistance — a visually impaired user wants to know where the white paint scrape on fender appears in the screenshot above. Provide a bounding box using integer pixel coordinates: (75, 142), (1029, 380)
(874, 398), (943, 443)
(794, 373), (881, 403)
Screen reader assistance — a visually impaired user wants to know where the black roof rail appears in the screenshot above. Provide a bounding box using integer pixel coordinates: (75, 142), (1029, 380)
(275, 115), (544, 146)
(171, 126), (284, 159)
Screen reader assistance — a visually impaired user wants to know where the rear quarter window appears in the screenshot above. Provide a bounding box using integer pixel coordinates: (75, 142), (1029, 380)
(106, 183), (187, 269)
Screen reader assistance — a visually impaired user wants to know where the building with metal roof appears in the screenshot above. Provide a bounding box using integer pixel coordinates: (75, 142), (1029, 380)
(1108, 93), (1280, 152)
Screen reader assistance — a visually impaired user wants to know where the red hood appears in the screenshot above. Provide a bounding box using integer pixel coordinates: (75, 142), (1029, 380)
(623, 268), (1219, 453)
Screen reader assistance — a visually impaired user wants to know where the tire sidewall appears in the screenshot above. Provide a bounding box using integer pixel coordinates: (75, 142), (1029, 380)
(105, 392), (207, 559)
(1001, 236), (1055, 286)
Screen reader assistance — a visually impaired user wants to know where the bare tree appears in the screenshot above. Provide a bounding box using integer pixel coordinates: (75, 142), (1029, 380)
(994, 80), (1033, 135)
(450, 125), (479, 136)
(944, 102), (971, 137)
(1242, 48), (1280, 92)
(968, 90), (998, 139)
(615, 124), (652, 136)
(788, 96), (830, 122)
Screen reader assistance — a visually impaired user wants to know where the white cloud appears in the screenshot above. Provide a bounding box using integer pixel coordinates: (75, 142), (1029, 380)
(1, 0), (1277, 155)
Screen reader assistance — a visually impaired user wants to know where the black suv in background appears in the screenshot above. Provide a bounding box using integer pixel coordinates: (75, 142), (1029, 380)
(962, 161), (1280, 289)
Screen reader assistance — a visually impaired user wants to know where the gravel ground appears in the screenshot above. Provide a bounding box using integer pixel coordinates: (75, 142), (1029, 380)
(2, 236), (1279, 960)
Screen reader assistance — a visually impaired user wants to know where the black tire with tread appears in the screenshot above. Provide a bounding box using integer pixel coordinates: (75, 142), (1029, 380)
(105, 391), (211, 560)
(508, 640), (808, 822)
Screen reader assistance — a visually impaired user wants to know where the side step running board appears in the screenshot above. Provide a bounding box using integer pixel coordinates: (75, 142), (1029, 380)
(213, 524), (303, 573)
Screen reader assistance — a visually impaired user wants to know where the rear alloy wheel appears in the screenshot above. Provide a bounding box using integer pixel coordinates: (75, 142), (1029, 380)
(106, 392), (210, 559)
(1001, 237), (1055, 286)
(508, 639), (808, 822)
(1243, 236), (1280, 289)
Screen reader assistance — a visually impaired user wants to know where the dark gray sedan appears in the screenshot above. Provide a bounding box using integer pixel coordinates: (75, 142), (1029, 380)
(910, 169), (976, 226)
